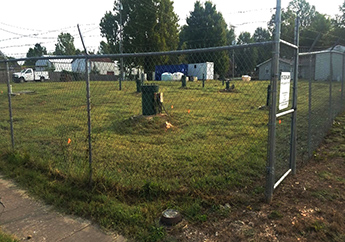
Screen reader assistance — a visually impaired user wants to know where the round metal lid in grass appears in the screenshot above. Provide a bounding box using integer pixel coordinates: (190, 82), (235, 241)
(160, 209), (182, 226)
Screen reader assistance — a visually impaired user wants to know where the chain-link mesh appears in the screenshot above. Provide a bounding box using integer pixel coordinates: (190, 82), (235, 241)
(5, 60), (91, 182)
(0, 43), (273, 200)
(2, 39), (345, 207)
(298, 51), (345, 163)
(89, 45), (272, 200)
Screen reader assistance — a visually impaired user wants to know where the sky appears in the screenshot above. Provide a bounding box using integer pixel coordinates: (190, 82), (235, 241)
(0, 0), (343, 58)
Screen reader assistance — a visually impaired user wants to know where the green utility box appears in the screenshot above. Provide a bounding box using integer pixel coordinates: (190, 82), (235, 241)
(142, 84), (160, 116)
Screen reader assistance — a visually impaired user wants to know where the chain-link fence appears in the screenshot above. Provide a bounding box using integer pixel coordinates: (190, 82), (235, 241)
(0, 43), (274, 203)
(1, 16), (345, 207)
(298, 48), (345, 162)
(2, 42), (345, 205)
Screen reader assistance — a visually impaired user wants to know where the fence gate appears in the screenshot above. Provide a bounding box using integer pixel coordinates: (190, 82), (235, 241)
(266, 1), (299, 202)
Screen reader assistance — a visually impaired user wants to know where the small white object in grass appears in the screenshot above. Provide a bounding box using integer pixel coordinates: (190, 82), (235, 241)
(242, 75), (251, 82)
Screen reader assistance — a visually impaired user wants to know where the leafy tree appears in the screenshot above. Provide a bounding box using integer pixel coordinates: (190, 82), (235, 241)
(179, 1), (230, 78)
(234, 32), (257, 76)
(226, 27), (236, 78)
(54, 33), (77, 55)
(100, 0), (179, 78)
(99, 11), (120, 54)
(288, 0), (316, 28)
(25, 43), (47, 67)
(237, 32), (252, 45)
(330, 1), (345, 47)
(227, 27), (236, 45)
(253, 28), (272, 65)
(268, 0), (333, 50)
(253, 27), (271, 43)
(154, 0), (179, 53)
(335, 1), (345, 27)
(268, 8), (296, 43)
(300, 12), (332, 51)
(268, 0), (316, 41)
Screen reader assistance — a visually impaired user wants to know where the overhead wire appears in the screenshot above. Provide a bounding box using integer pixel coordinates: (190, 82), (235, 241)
(0, 3), (286, 58)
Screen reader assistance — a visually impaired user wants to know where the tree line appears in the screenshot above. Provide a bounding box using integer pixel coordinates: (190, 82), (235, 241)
(20, 0), (345, 78)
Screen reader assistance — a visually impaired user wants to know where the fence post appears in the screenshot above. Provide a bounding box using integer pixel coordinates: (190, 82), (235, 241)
(290, 16), (299, 175)
(119, 0), (124, 91)
(85, 58), (93, 187)
(266, 0), (281, 203)
(308, 54), (313, 159)
(340, 52), (345, 112)
(329, 49), (333, 123)
(6, 61), (15, 149)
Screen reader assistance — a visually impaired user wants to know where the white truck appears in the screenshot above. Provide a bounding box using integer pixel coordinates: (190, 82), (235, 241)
(12, 68), (49, 83)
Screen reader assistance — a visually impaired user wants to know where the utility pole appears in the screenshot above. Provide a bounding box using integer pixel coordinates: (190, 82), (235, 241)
(230, 25), (236, 79)
(119, 0), (124, 90)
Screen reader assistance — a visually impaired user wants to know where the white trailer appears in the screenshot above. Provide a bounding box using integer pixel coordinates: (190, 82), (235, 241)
(188, 62), (214, 80)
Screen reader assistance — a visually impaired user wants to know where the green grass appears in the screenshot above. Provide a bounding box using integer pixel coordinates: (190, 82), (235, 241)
(0, 230), (18, 242)
(0, 79), (342, 241)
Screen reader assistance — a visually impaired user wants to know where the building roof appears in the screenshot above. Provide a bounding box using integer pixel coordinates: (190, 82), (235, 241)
(71, 57), (114, 64)
(327, 45), (345, 52)
(256, 58), (293, 68)
(300, 45), (345, 56)
(40, 55), (74, 64)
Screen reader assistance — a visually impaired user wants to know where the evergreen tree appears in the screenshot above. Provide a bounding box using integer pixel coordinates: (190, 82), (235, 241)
(99, 0), (179, 77)
(253, 28), (272, 66)
(234, 32), (257, 76)
(179, 1), (230, 78)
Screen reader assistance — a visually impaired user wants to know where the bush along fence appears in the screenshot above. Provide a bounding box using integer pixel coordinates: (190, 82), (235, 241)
(0, 4), (345, 210)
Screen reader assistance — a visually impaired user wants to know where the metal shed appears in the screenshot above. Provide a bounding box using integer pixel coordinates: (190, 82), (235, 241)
(257, 58), (293, 80)
(299, 45), (345, 81)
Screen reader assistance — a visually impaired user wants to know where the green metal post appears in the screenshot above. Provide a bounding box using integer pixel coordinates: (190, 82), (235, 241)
(181, 75), (186, 88)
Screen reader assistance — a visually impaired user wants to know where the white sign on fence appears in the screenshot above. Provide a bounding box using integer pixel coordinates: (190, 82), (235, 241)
(279, 72), (291, 110)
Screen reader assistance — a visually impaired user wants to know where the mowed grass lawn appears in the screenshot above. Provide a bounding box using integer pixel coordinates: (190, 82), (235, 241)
(0, 79), (341, 241)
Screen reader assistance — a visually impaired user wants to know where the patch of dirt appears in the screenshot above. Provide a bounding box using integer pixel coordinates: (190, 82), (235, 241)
(167, 121), (345, 241)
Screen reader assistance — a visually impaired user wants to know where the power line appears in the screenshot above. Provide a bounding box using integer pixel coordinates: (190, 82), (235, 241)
(0, 22), (44, 32)
(0, 23), (98, 43)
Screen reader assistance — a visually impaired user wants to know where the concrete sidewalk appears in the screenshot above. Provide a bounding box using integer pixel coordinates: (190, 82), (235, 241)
(0, 176), (127, 242)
